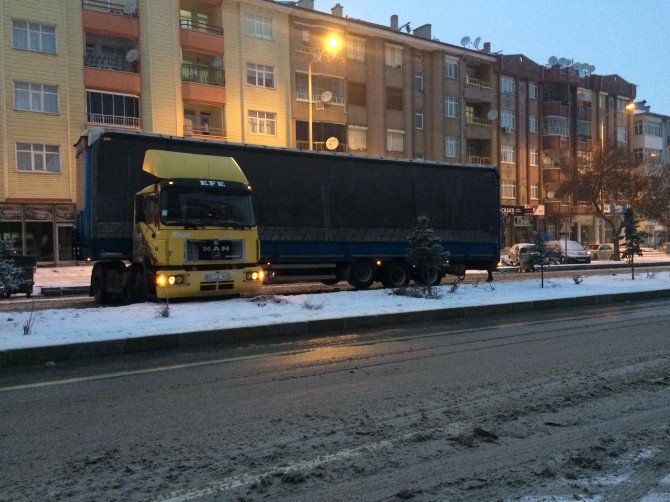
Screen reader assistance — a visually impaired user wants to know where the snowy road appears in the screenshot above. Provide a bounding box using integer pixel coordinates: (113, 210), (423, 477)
(2, 298), (670, 500)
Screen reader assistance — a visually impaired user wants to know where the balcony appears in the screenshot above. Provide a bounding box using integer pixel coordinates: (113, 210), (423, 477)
(296, 141), (348, 153)
(543, 135), (570, 150)
(84, 66), (141, 95)
(87, 113), (140, 128)
(181, 63), (224, 86)
(82, 0), (139, 39)
(464, 76), (493, 103)
(464, 117), (492, 140)
(542, 167), (562, 183)
(542, 101), (569, 117)
(180, 18), (224, 56)
(184, 123), (226, 140)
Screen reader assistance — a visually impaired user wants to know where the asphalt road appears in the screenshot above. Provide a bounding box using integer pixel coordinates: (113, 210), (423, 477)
(2, 298), (670, 501)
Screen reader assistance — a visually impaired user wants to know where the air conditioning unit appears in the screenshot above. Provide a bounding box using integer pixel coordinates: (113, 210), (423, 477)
(502, 126), (512, 134)
(315, 101), (325, 110)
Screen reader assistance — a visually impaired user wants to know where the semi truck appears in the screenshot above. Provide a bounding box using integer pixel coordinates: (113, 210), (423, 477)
(75, 129), (500, 301)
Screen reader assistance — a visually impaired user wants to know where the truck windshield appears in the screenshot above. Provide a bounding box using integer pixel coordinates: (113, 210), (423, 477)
(161, 187), (255, 228)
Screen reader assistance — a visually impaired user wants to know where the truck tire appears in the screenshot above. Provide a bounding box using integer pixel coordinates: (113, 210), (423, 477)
(125, 264), (147, 304)
(91, 263), (110, 304)
(347, 260), (375, 290)
(381, 261), (410, 288)
(415, 266), (441, 286)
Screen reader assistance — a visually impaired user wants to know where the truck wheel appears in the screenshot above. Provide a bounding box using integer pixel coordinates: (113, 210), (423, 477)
(347, 260), (375, 290)
(416, 267), (441, 286)
(126, 265), (147, 303)
(382, 261), (410, 288)
(91, 264), (110, 304)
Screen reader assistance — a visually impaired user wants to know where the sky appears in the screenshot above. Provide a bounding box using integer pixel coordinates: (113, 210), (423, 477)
(320, 0), (670, 116)
(2, 260), (670, 351)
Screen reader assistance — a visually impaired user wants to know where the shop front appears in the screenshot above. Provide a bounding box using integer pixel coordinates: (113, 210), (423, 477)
(0, 203), (76, 264)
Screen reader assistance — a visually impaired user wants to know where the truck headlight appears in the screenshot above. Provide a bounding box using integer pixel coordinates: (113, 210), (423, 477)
(246, 270), (265, 281)
(156, 274), (184, 287)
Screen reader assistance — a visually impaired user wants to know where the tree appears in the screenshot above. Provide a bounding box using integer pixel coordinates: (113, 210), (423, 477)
(532, 231), (551, 288)
(0, 240), (22, 296)
(620, 207), (646, 280)
(557, 144), (670, 259)
(407, 216), (448, 296)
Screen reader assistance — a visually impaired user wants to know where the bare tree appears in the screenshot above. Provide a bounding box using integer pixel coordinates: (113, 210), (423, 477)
(557, 144), (670, 259)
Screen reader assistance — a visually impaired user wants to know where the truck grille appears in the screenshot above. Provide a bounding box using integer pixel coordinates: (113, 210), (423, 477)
(185, 240), (244, 262)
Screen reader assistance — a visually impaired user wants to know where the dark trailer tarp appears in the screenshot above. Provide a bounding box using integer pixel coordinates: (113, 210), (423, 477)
(77, 130), (500, 266)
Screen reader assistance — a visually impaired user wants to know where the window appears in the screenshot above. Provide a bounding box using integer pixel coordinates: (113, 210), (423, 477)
(501, 75), (515, 94)
(501, 111), (516, 130)
(180, 10), (209, 32)
(617, 126), (627, 143)
(501, 181), (517, 199)
(348, 82), (366, 107)
(530, 182), (539, 200)
(386, 88), (403, 110)
(530, 149), (538, 166)
(347, 38), (365, 62)
(445, 136), (459, 158)
(386, 129), (404, 152)
(616, 98), (628, 111)
(444, 56), (458, 79)
(577, 120), (591, 137)
(577, 87), (592, 103)
(16, 143), (60, 173)
(385, 44), (403, 68)
(348, 126), (367, 151)
(414, 109), (424, 130)
(12, 20), (56, 54)
(634, 120), (662, 136)
(246, 63), (275, 88)
(599, 93), (607, 108)
(444, 96), (459, 118)
(414, 70), (423, 91)
(544, 116), (569, 137)
(501, 145), (516, 164)
(248, 110), (276, 135)
(244, 12), (273, 40)
(529, 115), (538, 133)
(529, 81), (538, 100)
(14, 82), (58, 113)
(87, 90), (140, 127)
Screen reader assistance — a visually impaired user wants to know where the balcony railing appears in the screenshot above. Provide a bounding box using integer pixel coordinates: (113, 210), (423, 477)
(82, 0), (137, 17)
(87, 113), (140, 128)
(544, 127), (569, 137)
(181, 63), (224, 86)
(465, 75), (492, 89)
(466, 155), (492, 165)
(85, 53), (138, 73)
(179, 17), (223, 36)
(184, 124), (226, 139)
(296, 141), (348, 153)
(466, 116), (491, 126)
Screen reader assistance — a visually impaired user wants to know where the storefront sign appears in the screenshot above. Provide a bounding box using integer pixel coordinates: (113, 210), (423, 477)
(0, 204), (23, 221)
(524, 204), (545, 216)
(55, 204), (75, 222)
(501, 205), (525, 216)
(25, 205), (53, 221)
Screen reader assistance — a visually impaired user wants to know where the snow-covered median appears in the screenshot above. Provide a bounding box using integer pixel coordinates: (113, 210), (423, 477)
(2, 272), (670, 351)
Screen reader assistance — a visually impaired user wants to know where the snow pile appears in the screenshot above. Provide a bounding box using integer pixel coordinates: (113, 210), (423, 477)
(2, 272), (670, 351)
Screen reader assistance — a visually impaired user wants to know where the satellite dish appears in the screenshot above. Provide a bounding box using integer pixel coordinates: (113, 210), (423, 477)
(125, 48), (139, 62)
(573, 62), (582, 71)
(548, 56), (558, 65)
(558, 57), (570, 67)
(321, 90), (333, 103)
(486, 110), (498, 121)
(325, 137), (339, 151)
(547, 191), (555, 199)
(212, 56), (223, 69)
(473, 36), (481, 49)
(460, 36), (471, 47)
(588, 64), (596, 74)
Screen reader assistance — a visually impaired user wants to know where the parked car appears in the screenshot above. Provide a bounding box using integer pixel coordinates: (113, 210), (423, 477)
(546, 240), (592, 264)
(518, 245), (540, 272)
(508, 243), (532, 266)
(587, 243), (615, 261)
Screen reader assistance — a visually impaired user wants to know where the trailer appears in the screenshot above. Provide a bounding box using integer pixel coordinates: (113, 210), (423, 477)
(76, 129), (500, 296)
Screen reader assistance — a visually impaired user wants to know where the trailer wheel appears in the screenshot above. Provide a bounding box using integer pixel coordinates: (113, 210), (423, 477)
(416, 267), (442, 287)
(91, 263), (110, 304)
(382, 261), (410, 288)
(347, 260), (375, 290)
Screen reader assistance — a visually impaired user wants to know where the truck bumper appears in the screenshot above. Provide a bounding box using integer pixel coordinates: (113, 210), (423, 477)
(154, 267), (263, 300)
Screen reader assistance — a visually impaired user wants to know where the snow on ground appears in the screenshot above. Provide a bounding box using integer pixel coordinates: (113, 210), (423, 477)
(2, 270), (670, 352)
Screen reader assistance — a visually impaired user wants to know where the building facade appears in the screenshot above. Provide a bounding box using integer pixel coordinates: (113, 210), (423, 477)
(1, 0), (644, 263)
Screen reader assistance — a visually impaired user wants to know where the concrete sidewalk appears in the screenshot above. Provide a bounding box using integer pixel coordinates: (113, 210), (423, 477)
(2, 286), (670, 367)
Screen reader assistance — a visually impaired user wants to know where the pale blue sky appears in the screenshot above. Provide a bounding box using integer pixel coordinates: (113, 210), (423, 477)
(317, 0), (670, 115)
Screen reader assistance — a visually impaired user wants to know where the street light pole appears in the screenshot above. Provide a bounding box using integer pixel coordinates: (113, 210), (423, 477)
(308, 59), (313, 150)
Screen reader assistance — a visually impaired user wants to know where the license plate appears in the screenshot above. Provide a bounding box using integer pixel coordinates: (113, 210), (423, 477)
(205, 272), (231, 281)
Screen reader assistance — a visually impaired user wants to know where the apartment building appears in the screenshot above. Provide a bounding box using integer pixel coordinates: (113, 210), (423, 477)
(495, 54), (636, 247)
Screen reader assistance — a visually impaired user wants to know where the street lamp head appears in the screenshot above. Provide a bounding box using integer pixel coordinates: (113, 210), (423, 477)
(323, 33), (343, 56)
(625, 101), (636, 112)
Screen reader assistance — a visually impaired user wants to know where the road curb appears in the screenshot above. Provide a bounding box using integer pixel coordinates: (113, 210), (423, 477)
(2, 288), (670, 367)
